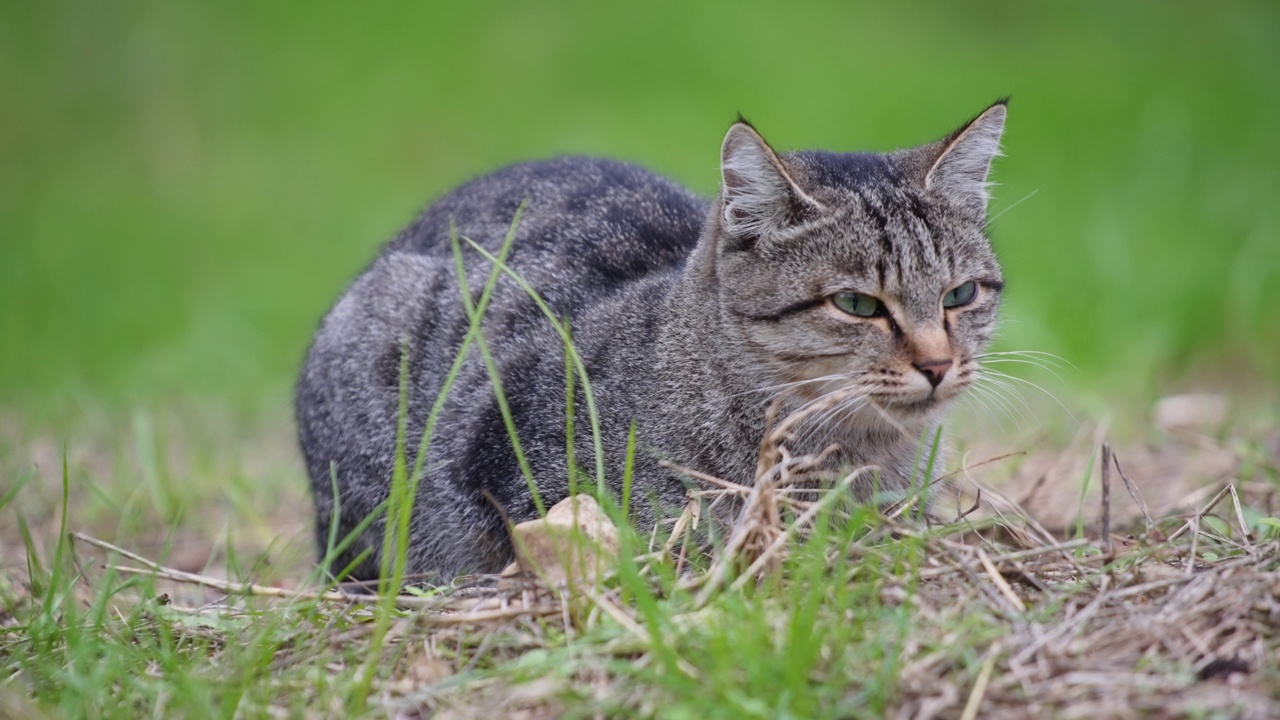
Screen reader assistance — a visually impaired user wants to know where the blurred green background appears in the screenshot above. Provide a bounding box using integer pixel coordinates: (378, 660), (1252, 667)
(3, 1), (1279, 422)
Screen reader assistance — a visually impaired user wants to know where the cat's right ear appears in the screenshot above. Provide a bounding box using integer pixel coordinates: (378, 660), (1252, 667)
(922, 100), (1008, 219)
(720, 121), (820, 242)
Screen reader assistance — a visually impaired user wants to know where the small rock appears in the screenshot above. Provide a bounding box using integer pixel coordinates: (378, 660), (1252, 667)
(1154, 393), (1229, 433)
(510, 495), (619, 586)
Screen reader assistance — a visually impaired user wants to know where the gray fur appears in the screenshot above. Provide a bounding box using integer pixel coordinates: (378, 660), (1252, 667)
(296, 102), (1009, 582)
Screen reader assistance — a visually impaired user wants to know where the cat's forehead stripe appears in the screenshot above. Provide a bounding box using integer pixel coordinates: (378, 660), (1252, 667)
(843, 185), (957, 291)
(787, 150), (966, 290)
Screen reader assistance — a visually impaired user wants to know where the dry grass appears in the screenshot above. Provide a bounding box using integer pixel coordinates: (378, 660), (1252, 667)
(42, 478), (1280, 717)
(4, 401), (1280, 717)
(2, 394), (1280, 712)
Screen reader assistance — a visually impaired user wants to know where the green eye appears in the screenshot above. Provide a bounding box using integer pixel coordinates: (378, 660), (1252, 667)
(942, 281), (978, 308)
(832, 292), (883, 318)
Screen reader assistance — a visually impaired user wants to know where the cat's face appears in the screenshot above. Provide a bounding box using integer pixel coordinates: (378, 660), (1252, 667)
(713, 103), (1007, 429)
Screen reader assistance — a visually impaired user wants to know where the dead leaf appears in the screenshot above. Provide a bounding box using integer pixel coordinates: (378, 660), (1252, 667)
(510, 495), (619, 586)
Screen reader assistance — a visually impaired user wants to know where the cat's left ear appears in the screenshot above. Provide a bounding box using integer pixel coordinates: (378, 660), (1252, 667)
(720, 120), (821, 241)
(923, 100), (1008, 218)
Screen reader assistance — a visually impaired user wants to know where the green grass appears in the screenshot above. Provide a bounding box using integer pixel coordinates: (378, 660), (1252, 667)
(2, 1), (1278, 417)
(7, 426), (1278, 717)
(4, 1), (1280, 717)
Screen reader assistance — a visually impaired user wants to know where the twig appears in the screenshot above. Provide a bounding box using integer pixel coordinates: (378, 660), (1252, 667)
(1186, 515), (1200, 577)
(77, 532), (543, 617)
(1013, 575), (1111, 664)
(662, 498), (698, 555)
(74, 532), (372, 602)
(978, 548), (1027, 613)
(1100, 443), (1113, 557)
(103, 564), (361, 603)
(659, 461), (746, 493)
(918, 538), (1092, 579)
(1167, 484), (1232, 542)
(955, 487), (983, 521)
(1229, 485), (1253, 548)
(960, 649), (998, 720)
(1112, 451), (1153, 530)
(933, 451), (1027, 484)
(727, 468), (867, 595)
(580, 586), (702, 680)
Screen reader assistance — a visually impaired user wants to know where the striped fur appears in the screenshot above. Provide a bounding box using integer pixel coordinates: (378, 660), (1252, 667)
(296, 101), (1009, 581)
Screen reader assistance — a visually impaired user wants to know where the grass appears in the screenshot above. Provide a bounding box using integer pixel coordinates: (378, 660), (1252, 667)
(5, 208), (1280, 717)
(2, 1), (1278, 415)
(5, 411), (1280, 717)
(3, 1), (1280, 717)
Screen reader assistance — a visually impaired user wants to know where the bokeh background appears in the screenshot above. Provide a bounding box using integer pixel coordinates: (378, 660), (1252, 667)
(3, 1), (1278, 424)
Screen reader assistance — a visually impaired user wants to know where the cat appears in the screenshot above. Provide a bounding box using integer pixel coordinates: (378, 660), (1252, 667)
(296, 101), (1008, 582)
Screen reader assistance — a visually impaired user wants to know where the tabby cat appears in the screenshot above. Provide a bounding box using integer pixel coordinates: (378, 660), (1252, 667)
(296, 101), (1008, 581)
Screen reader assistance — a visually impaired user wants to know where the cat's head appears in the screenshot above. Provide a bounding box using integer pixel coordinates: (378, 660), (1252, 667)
(710, 101), (1007, 430)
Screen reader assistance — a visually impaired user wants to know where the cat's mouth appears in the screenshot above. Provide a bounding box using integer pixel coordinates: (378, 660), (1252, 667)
(874, 396), (938, 414)
(871, 387), (960, 416)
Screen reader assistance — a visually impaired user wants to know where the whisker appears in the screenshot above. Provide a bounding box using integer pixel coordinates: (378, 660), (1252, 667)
(975, 357), (1070, 385)
(733, 373), (852, 399)
(985, 188), (1039, 226)
(969, 378), (1029, 430)
(805, 388), (869, 436)
(802, 383), (860, 410)
(972, 372), (1037, 420)
(823, 393), (869, 431)
(965, 379), (1006, 418)
(796, 380), (876, 440)
(980, 368), (1077, 421)
(862, 397), (911, 438)
(956, 389), (1008, 433)
(974, 349), (1077, 371)
(782, 384), (863, 433)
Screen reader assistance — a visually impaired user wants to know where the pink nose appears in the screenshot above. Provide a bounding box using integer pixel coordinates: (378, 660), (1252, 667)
(913, 358), (953, 388)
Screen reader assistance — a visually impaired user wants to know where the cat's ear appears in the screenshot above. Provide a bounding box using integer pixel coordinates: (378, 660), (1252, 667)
(923, 100), (1007, 218)
(720, 120), (821, 241)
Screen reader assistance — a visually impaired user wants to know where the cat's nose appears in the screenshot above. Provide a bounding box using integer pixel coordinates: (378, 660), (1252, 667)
(913, 358), (953, 388)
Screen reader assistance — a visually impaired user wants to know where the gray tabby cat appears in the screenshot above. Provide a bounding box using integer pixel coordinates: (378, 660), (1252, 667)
(296, 101), (1008, 582)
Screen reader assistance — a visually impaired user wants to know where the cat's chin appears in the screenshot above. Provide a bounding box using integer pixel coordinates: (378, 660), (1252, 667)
(883, 399), (937, 416)
(872, 394), (953, 422)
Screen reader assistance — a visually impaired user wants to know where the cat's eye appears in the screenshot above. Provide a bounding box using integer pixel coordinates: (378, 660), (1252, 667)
(832, 292), (883, 318)
(942, 281), (978, 309)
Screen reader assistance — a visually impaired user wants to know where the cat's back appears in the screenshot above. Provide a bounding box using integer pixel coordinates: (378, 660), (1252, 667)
(298, 156), (707, 491)
(388, 156), (707, 293)
(303, 156), (707, 394)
